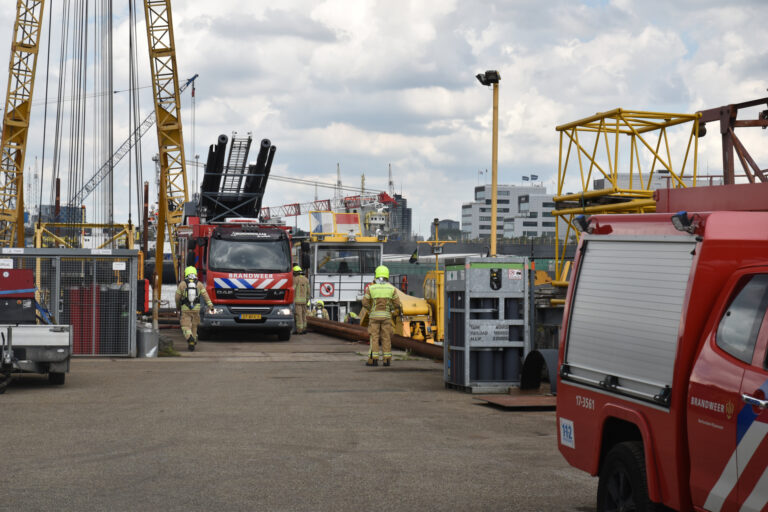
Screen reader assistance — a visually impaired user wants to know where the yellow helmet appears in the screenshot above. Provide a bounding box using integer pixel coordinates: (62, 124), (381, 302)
(375, 265), (389, 280)
(317, 300), (324, 307)
(184, 266), (197, 278)
(293, 265), (302, 273)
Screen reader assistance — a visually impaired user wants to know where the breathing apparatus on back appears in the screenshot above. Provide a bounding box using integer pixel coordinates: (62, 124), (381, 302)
(185, 266), (199, 305)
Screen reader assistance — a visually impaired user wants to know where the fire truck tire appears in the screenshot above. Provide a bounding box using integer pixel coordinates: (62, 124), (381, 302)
(48, 372), (66, 386)
(597, 441), (662, 512)
(277, 329), (291, 342)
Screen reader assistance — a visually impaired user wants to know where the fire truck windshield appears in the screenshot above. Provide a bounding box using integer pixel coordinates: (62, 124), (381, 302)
(209, 238), (291, 272)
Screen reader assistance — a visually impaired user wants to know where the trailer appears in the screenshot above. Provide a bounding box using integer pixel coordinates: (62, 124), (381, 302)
(0, 324), (72, 392)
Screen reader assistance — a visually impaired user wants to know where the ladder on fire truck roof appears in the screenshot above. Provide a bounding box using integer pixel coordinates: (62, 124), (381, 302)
(199, 134), (276, 222)
(220, 134), (252, 195)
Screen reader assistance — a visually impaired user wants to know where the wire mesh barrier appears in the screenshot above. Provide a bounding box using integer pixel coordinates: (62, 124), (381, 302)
(0, 248), (138, 357)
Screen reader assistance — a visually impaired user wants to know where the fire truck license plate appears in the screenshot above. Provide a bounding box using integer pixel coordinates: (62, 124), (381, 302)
(240, 314), (262, 320)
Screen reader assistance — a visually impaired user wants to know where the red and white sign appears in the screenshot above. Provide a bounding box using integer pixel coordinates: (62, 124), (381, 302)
(319, 282), (335, 297)
(334, 212), (360, 235)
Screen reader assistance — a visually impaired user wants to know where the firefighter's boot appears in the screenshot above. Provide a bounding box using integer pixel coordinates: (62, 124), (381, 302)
(187, 335), (196, 352)
(383, 357), (391, 367)
(365, 357), (378, 367)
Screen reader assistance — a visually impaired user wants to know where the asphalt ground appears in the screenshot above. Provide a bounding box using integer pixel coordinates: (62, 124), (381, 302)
(1, 328), (597, 511)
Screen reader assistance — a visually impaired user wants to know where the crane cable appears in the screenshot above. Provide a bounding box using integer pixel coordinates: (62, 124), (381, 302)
(128, 0), (145, 233)
(37, 0), (56, 228)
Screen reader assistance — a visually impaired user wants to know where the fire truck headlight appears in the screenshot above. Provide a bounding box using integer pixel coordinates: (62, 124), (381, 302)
(209, 307), (225, 315)
(276, 307), (292, 316)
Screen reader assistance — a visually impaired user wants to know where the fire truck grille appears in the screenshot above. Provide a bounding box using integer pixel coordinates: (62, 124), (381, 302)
(216, 288), (286, 300)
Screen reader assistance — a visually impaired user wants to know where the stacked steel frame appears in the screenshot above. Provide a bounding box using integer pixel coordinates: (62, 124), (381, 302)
(552, 109), (701, 287)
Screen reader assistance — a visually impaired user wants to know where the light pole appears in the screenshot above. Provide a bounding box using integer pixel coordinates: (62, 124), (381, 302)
(476, 70), (500, 256)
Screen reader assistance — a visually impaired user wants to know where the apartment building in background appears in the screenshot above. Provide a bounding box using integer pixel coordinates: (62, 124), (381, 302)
(461, 184), (563, 240)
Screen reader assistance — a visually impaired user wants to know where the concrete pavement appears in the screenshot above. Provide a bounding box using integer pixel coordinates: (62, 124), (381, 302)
(0, 329), (596, 511)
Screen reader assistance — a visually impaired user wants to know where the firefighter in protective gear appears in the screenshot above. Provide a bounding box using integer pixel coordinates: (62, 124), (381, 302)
(175, 266), (213, 351)
(293, 265), (310, 334)
(362, 265), (402, 366)
(314, 300), (329, 320)
(344, 311), (360, 324)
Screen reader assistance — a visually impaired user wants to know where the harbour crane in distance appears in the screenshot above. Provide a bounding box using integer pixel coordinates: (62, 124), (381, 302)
(0, 0), (46, 247)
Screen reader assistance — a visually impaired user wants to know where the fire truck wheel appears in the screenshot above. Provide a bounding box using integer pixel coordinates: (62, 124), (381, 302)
(48, 372), (66, 386)
(277, 329), (292, 342)
(597, 441), (662, 512)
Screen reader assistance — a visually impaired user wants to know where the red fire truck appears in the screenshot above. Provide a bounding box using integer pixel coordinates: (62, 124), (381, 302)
(177, 219), (295, 341)
(557, 184), (768, 511)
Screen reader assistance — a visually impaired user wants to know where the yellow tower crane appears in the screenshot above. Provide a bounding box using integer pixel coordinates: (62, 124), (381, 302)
(142, 0), (189, 310)
(0, 0), (45, 248)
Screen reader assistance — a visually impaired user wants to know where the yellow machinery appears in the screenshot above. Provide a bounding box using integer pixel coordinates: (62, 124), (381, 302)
(417, 218), (456, 343)
(552, 109), (701, 287)
(0, 0), (45, 247)
(142, 0), (189, 311)
(534, 269), (552, 286)
(392, 287), (433, 342)
(359, 288), (435, 343)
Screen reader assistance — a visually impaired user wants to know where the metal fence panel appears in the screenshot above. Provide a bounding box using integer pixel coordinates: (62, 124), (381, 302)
(0, 248), (138, 357)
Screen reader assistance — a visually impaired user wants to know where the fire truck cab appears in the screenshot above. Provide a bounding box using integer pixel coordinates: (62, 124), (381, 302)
(177, 220), (295, 341)
(557, 201), (768, 511)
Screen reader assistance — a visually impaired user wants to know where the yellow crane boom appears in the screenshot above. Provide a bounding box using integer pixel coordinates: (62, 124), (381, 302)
(0, 0), (45, 247)
(143, 0), (189, 304)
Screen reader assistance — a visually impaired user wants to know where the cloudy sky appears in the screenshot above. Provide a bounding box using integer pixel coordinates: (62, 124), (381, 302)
(1, 0), (767, 236)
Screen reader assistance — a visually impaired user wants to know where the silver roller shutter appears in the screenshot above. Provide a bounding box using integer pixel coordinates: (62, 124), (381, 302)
(564, 235), (697, 404)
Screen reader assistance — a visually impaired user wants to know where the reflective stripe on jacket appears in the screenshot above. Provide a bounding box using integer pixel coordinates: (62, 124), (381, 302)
(363, 282), (401, 320)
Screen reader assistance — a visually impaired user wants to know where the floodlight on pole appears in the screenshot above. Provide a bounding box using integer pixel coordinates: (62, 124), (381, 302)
(476, 70), (501, 256)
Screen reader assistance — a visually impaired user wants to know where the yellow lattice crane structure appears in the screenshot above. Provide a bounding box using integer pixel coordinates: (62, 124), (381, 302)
(143, 0), (189, 305)
(552, 109), (702, 287)
(0, 0), (45, 248)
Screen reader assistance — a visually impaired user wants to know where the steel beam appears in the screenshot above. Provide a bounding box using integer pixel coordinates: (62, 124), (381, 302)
(307, 317), (444, 360)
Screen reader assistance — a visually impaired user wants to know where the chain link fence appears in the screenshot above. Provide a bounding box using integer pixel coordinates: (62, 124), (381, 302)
(0, 248), (138, 357)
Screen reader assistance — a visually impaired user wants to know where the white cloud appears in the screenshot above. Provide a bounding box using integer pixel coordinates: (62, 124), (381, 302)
(0, 0), (765, 236)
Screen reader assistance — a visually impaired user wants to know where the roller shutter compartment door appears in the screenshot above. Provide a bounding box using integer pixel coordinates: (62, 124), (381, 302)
(564, 236), (696, 403)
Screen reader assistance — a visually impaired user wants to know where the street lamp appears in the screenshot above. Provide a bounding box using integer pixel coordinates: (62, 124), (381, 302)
(476, 70), (501, 256)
